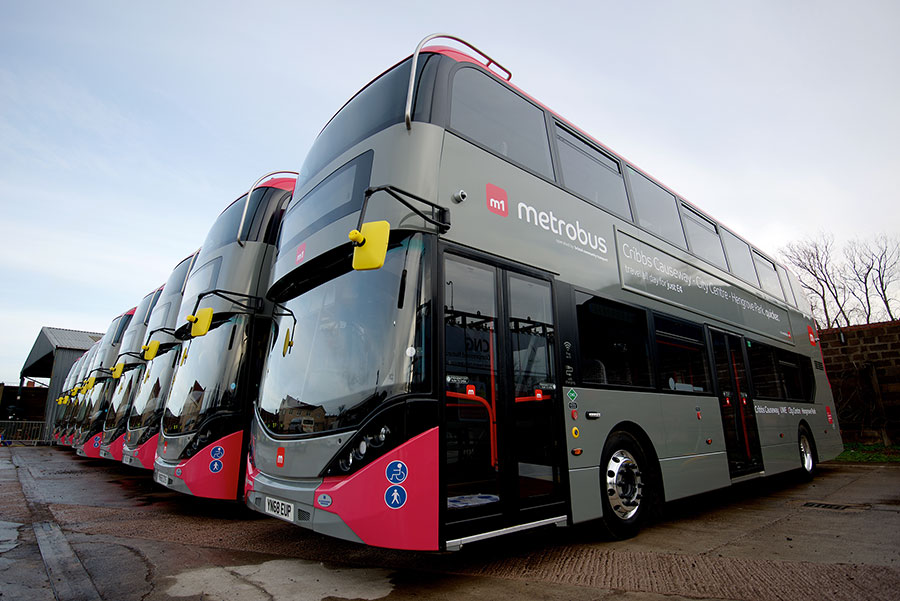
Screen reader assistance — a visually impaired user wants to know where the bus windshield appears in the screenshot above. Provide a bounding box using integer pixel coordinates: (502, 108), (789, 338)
(129, 345), (180, 431)
(78, 379), (110, 423)
(163, 315), (250, 436)
(258, 233), (429, 436)
(104, 367), (143, 430)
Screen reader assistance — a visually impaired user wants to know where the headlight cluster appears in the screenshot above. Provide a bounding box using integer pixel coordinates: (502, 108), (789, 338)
(337, 426), (391, 473)
(324, 399), (438, 478)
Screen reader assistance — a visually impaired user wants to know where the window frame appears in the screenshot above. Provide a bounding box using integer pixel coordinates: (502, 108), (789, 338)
(572, 290), (655, 391)
(447, 64), (556, 183)
(553, 122), (633, 221)
(651, 313), (714, 396)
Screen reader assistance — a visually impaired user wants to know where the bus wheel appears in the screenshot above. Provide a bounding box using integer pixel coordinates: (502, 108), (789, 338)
(599, 431), (651, 539)
(798, 425), (817, 481)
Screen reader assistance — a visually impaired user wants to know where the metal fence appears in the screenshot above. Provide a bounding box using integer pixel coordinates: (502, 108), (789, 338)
(0, 420), (50, 446)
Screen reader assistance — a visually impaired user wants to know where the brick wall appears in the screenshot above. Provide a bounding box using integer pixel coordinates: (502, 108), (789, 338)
(819, 320), (900, 444)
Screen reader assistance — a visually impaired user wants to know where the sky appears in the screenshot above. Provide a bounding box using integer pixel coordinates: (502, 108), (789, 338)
(2, 0), (899, 385)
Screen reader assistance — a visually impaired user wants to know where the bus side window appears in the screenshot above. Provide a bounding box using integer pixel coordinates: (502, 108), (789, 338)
(653, 315), (711, 393)
(449, 67), (554, 180)
(626, 167), (687, 250)
(574, 293), (652, 388)
(555, 124), (632, 221)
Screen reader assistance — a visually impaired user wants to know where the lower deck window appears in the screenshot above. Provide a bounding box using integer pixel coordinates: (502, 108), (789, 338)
(576, 293), (652, 388)
(654, 315), (711, 393)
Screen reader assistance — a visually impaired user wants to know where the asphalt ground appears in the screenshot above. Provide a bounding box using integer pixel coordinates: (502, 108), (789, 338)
(2, 445), (899, 601)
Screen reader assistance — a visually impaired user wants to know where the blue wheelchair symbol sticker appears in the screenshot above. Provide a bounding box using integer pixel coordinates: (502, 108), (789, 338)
(92, 436), (101, 448)
(209, 459), (223, 473)
(385, 485), (407, 509)
(385, 460), (408, 484)
(210, 445), (225, 459)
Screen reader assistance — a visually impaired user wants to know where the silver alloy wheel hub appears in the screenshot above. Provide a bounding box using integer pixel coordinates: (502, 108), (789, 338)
(800, 434), (814, 472)
(605, 449), (642, 520)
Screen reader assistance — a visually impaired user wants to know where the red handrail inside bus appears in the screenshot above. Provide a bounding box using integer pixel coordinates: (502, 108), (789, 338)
(446, 391), (497, 469)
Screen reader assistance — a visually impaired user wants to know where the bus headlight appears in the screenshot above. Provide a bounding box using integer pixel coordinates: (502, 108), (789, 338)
(353, 439), (368, 461)
(338, 453), (353, 472)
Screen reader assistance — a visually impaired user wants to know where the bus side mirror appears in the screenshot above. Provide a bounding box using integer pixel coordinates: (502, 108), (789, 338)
(186, 307), (214, 337)
(111, 363), (124, 379)
(86, 377), (96, 391)
(349, 221), (390, 271)
(282, 328), (293, 357)
(142, 340), (160, 361)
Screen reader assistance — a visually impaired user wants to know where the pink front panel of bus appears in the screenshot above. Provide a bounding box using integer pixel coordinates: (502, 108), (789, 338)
(81, 433), (103, 459)
(176, 430), (243, 500)
(314, 427), (439, 551)
(133, 434), (159, 470)
(107, 433), (126, 462)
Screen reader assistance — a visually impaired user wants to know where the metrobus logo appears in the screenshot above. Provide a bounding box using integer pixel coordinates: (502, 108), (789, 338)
(485, 183), (609, 260)
(486, 184), (508, 217)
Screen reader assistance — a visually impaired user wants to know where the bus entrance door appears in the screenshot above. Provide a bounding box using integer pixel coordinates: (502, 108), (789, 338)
(711, 330), (764, 477)
(442, 254), (565, 540)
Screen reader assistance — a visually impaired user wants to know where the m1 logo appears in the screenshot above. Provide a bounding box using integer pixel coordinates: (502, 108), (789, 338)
(808, 325), (817, 346)
(486, 183), (508, 217)
(276, 447), (285, 467)
(295, 243), (307, 265)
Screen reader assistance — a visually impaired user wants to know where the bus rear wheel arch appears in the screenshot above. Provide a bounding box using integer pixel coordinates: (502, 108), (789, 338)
(598, 429), (658, 539)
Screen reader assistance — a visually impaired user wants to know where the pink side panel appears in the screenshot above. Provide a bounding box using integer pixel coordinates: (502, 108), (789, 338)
(176, 430), (243, 500)
(109, 434), (126, 462)
(81, 433), (103, 459)
(135, 434), (159, 470)
(314, 427), (439, 551)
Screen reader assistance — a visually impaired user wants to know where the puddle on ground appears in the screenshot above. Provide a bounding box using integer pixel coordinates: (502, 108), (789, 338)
(167, 558), (393, 601)
(0, 520), (22, 553)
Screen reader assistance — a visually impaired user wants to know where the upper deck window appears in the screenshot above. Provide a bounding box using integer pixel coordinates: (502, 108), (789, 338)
(202, 195), (255, 255)
(721, 228), (759, 286)
(787, 270), (812, 314)
(753, 251), (785, 301)
(627, 167), (687, 249)
(450, 67), (554, 179)
(555, 125), (631, 220)
(298, 55), (441, 189)
(681, 205), (727, 270)
(777, 265), (797, 307)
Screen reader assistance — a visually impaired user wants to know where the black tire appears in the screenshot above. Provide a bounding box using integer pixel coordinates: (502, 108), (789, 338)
(798, 425), (817, 481)
(598, 430), (655, 539)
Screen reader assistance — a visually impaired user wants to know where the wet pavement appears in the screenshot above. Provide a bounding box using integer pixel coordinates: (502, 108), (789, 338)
(2, 445), (899, 601)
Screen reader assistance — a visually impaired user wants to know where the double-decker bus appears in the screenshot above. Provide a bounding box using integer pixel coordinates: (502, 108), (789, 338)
(98, 285), (164, 461)
(53, 351), (89, 442)
(154, 174), (296, 499)
(62, 342), (100, 446)
(245, 35), (842, 551)
(122, 251), (199, 469)
(73, 307), (135, 457)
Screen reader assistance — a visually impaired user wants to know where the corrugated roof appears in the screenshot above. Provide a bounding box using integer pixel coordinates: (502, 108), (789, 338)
(42, 327), (103, 351)
(21, 327), (104, 378)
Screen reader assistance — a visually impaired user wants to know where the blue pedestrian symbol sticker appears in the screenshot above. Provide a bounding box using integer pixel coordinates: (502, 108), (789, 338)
(209, 459), (223, 473)
(210, 445), (225, 459)
(92, 436), (101, 448)
(385, 460), (408, 484)
(385, 485), (407, 509)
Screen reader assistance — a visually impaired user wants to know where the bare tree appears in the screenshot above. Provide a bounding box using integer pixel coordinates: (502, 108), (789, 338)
(781, 233), (854, 328)
(845, 238), (876, 324)
(871, 234), (899, 321)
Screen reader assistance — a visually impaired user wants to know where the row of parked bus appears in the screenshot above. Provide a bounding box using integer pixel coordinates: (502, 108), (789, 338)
(52, 173), (296, 499)
(51, 34), (842, 552)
